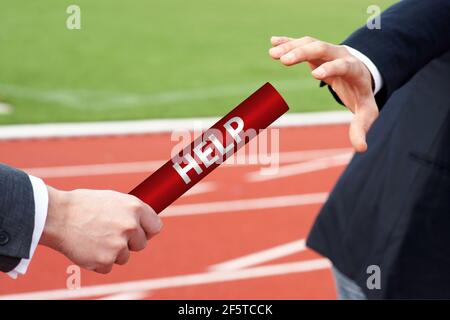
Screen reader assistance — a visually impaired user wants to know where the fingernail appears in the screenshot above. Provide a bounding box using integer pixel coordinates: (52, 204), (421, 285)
(355, 140), (368, 153)
(269, 47), (283, 56)
(312, 67), (326, 78)
(281, 52), (295, 63)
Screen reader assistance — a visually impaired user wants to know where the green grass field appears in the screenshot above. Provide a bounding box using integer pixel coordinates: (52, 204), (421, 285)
(0, 0), (395, 124)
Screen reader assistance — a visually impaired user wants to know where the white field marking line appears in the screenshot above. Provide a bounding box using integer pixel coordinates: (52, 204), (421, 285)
(0, 102), (12, 115)
(209, 239), (306, 272)
(0, 111), (352, 140)
(162, 192), (328, 217)
(21, 148), (352, 179)
(247, 152), (353, 182)
(0, 258), (331, 300)
(0, 78), (316, 110)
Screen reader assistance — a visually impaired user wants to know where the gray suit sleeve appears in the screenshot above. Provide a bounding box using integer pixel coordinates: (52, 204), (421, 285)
(0, 164), (35, 272)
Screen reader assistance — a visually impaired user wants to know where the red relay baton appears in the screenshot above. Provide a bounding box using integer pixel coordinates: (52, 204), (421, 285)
(130, 82), (289, 214)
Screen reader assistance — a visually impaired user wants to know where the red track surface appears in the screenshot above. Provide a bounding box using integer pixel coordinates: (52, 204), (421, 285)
(0, 124), (351, 299)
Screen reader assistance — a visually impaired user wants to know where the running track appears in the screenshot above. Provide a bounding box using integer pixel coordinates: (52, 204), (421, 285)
(0, 124), (352, 299)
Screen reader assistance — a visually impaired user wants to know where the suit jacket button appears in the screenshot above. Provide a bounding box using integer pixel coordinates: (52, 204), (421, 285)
(0, 230), (10, 245)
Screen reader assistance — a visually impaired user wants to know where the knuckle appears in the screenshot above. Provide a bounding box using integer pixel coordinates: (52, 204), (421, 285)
(155, 218), (163, 233)
(341, 59), (352, 69)
(345, 56), (359, 65)
(97, 254), (115, 267)
(314, 41), (327, 53)
(288, 49), (300, 59)
(339, 45), (351, 55)
(342, 58), (357, 73)
(122, 217), (139, 233)
(146, 217), (163, 238)
(129, 199), (144, 213)
(280, 43), (292, 52)
(301, 36), (315, 42)
(328, 60), (339, 71)
(113, 238), (128, 252)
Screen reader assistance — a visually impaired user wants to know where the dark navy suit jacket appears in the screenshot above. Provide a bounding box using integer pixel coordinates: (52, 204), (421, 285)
(307, 0), (450, 298)
(0, 164), (35, 272)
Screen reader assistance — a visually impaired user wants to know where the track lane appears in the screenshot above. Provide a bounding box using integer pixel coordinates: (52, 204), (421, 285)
(0, 125), (351, 299)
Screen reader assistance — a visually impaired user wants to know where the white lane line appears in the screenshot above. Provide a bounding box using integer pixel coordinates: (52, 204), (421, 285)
(247, 152), (352, 182)
(0, 111), (352, 140)
(97, 290), (150, 300)
(209, 239), (306, 272)
(24, 165), (218, 198)
(21, 148), (351, 179)
(98, 238), (307, 299)
(274, 148), (352, 164)
(24, 160), (164, 178)
(184, 182), (217, 197)
(0, 259), (331, 300)
(163, 192), (328, 217)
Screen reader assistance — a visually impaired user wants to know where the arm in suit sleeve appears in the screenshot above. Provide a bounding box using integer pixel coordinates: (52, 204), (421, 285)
(0, 164), (48, 275)
(327, 0), (450, 108)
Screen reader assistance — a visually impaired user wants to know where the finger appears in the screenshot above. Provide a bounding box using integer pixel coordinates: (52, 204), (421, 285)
(115, 248), (130, 265)
(95, 264), (113, 274)
(269, 36), (316, 59)
(311, 59), (350, 80)
(280, 41), (343, 66)
(128, 227), (148, 251)
(270, 36), (293, 47)
(349, 101), (379, 153)
(349, 116), (368, 153)
(139, 205), (163, 240)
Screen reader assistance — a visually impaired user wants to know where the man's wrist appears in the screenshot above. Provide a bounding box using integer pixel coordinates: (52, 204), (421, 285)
(343, 45), (383, 94)
(39, 186), (71, 252)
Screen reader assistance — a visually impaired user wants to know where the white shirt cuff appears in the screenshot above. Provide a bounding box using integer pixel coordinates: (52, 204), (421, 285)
(344, 45), (383, 95)
(7, 176), (48, 279)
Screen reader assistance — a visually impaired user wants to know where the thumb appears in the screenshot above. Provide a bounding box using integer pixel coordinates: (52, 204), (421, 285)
(349, 101), (379, 153)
